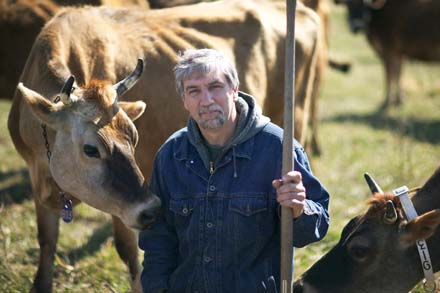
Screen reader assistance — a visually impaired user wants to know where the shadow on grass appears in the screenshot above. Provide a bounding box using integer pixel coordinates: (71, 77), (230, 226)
(0, 168), (32, 206)
(325, 109), (440, 144)
(67, 222), (113, 264)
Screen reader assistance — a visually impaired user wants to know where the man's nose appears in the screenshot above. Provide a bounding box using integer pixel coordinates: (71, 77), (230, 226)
(200, 89), (214, 105)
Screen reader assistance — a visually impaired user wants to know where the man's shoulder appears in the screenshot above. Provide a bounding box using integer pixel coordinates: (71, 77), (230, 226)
(258, 122), (304, 150)
(157, 127), (188, 154)
(260, 122), (283, 138)
(166, 127), (188, 142)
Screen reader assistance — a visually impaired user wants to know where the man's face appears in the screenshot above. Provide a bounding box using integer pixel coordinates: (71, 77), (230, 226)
(182, 68), (238, 130)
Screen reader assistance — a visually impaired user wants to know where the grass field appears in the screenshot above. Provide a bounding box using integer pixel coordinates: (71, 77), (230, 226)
(1, 3), (439, 292)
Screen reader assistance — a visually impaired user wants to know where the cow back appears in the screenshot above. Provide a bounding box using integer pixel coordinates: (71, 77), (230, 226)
(9, 0), (321, 179)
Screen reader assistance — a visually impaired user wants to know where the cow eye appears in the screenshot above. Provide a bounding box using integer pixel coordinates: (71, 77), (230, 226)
(349, 245), (370, 261)
(347, 236), (371, 262)
(83, 144), (100, 158)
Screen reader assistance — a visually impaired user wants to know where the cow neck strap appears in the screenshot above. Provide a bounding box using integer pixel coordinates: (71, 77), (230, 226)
(392, 186), (436, 293)
(41, 123), (73, 223)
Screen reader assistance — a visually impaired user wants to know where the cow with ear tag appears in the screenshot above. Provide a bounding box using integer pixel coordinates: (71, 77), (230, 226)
(293, 169), (440, 293)
(10, 59), (161, 293)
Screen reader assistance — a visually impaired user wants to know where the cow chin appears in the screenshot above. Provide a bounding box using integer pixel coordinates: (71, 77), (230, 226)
(119, 198), (161, 231)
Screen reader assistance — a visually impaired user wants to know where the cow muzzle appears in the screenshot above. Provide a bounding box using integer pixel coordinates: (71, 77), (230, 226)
(128, 193), (161, 230)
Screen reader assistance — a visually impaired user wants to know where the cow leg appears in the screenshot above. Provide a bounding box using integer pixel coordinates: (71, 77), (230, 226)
(382, 53), (403, 108)
(31, 199), (60, 293)
(112, 215), (141, 293)
(309, 91), (321, 156)
(392, 57), (404, 106)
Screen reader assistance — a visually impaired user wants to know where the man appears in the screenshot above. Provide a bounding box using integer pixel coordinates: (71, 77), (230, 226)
(139, 48), (329, 293)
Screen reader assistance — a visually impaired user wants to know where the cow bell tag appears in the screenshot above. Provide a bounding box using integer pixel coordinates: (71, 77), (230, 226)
(61, 193), (73, 223)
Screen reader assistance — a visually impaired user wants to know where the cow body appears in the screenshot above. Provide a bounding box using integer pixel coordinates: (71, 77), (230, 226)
(338, 0), (440, 108)
(8, 0), (321, 291)
(0, 0), (149, 100)
(293, 167), (440, 292)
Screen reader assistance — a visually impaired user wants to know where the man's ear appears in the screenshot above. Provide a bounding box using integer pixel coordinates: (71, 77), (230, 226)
(118, 101), (146, 121)
(17, 83), (66, 129)
(400, 209), (440, 247)
(233, 85), (239, 102)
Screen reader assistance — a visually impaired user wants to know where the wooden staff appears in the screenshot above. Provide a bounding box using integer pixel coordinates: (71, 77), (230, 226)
(281, 0), (297, 292)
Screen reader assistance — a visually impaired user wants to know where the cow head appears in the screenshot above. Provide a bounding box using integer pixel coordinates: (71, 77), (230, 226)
(334, 0), (386, 33)
(293, 173), (440, 293)
(17, 59), (161, 230)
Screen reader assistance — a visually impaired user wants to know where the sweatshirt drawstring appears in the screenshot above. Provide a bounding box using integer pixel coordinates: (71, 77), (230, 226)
(232, 146), (238, 178)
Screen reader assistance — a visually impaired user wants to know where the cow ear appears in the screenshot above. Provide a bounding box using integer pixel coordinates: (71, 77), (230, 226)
(118, 101), (146, 121)
(17, 83), (65, 129)
(400, 210), (440, 247)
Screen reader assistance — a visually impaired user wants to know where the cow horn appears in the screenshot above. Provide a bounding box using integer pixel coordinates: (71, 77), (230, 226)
(113, 59), (144, 98)
(364, 173), (384, 194)
(58, 75), (75, 105)
(383, 200), (398, 224)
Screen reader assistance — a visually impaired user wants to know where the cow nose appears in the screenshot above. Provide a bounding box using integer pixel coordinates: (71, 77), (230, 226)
(138, 195), (161, 229)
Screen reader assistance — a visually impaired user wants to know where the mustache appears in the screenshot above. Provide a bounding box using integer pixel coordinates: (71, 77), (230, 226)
(198, 104), (223, 115)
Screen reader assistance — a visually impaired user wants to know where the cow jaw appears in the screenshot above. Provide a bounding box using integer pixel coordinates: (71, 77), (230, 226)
(48, 123), (124, 226)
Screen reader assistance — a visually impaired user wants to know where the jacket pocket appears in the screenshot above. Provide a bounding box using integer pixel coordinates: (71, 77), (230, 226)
(227, 196), (270, 249)
(229, 197), (268, 216)
(169, 198), (194, 217)
(169, 198), (196, 244)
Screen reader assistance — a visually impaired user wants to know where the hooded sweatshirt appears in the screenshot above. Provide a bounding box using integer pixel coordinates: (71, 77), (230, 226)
(187, 92), (270, 174)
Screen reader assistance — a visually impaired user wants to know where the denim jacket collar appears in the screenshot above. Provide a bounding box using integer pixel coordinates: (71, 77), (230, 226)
(174, 131), (254, 163)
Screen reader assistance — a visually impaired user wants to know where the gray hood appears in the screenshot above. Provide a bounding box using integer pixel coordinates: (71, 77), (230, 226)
(187, 91), (270, 170)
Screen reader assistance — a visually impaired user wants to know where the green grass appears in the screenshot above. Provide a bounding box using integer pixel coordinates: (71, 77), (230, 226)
(0, 3), (439, 292)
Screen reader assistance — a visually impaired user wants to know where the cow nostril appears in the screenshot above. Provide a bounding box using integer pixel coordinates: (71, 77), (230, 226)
(139, 210), (156, 228)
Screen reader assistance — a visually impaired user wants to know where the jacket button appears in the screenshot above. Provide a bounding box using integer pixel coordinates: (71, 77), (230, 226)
(182, 208), (188, 214)
(209, 185), (216, 191)
(204, 256), (213, 263)
(206, 222), (213, 228)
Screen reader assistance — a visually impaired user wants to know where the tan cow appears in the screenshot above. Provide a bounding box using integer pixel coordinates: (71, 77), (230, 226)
(302, 0), (351, 155)
(0, 0), (149, 100)
(8, 0), (321, 291)
(300, 0), (329, 155)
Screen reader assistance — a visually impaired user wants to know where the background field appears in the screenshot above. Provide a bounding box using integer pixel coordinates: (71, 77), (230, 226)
(0, 3), (439, 292)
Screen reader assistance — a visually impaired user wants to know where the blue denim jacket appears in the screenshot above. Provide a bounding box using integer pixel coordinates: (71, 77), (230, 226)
(139, 125), (329, 292)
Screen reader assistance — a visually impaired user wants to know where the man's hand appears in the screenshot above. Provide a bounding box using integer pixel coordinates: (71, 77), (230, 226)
(272, 171), (306, 219)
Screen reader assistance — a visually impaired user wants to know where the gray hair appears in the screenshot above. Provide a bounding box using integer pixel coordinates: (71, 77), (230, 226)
(173, 48), (239, 98)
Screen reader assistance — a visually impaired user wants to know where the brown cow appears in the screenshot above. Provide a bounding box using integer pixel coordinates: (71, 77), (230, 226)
(0, 0), (149, 100)
(8, 0), (321, 291)
(300, 0), (329, 155)
(336, 0), (440, 109)
(10, 61), (161, 292)
(292, 168), (440, 292)
(300, 0), (351, 155)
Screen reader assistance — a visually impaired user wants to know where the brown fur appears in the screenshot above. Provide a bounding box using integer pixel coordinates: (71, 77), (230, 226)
(293, 167), (440, 292)
(301, 0), (329, 155)
(0, 0), (149, 100)
(339, 0), (440, 108)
